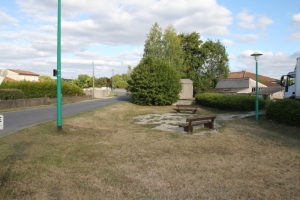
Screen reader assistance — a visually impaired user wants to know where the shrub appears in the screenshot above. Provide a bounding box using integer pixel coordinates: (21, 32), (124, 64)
(0, 81), (84, 98)
(266, 99), (300, 127)
(195, 93), (267, 111)
(0, 89), (24, 100)
(126, 56), (182, 106)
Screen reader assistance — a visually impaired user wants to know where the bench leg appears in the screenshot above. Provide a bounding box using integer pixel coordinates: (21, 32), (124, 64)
(188, 125), (193, 133)
(204, 122), (213, 129)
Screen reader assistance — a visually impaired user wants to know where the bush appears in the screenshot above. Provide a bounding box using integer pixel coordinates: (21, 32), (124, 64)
(0, 89), (24, 100)
(0, 81), (84, 98)
(126, 56), (182, 106)
(195, 93), (267, 111)
(266, 99), (300, 127)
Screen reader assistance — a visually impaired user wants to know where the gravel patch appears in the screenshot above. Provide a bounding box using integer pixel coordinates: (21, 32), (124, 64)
(132, 111), (262, 135)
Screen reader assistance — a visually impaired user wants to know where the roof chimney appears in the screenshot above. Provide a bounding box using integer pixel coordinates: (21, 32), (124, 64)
(243, 69), (246, 78)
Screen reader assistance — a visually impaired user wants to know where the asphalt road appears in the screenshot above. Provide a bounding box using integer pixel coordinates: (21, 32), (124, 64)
(0, 89), (130, 138)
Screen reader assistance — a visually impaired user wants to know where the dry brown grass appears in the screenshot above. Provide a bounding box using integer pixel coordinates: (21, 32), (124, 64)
(0, 101), (300, 199)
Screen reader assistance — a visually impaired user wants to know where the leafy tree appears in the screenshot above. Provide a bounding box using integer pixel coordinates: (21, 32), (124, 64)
(127, 56), (182, 106)
(179, 33), (229, 94)
(112, 74), (127, 88)
(95, 77), (107, 87)
(178, 32), (203, 94)
(143, 23), (184, 75)
(143, 22), (164, 58)
(163, 25), (184, 75)
(200, 39), (229, 80)
(73, 74), (92, 88)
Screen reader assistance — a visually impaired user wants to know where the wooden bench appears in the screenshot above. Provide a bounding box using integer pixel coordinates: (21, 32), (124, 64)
(179, 115), (216, 133)
(173, 104), (198, 114)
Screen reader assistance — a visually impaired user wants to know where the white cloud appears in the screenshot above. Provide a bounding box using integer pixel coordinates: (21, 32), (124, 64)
(287, 33), (300, 40)
(292, 13), (300, 23)
(237, 10), (273, 30)
(237, 34), (259, 43)
(230, 50), (298, 79)
(222, 39), (234, 46)
(0, 11), (19, 26)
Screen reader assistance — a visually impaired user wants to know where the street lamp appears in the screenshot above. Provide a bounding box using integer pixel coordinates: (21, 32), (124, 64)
(250, 51), (263, 121)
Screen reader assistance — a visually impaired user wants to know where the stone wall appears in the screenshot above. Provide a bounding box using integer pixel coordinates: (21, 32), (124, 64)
(83, 87), (110, 98)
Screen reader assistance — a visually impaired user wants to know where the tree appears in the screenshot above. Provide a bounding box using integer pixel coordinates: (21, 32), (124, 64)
(143, 22), (164, 58)
(179, 33), (229, 94)
(95, 77), (107, 87)
(73, 74), (92, 88)
(127, 56), (182, 106)
(163, 25), (184, 76)
(143, 23), (184, 76)
(199, 39), (229, 90)
(112, 74), (127, 88)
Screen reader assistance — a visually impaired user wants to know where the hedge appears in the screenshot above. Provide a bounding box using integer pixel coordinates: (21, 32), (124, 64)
(266, 99), (300, 127)
(195, 93), (267, 111)
(0, 89), (24, 100)
(0, 81), (84, 98)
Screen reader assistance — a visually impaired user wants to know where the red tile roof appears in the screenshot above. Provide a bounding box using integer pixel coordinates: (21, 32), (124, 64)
(227, 71), (276, 82)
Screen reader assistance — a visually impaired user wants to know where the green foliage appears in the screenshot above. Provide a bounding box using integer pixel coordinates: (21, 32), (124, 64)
(179, 33), (229, 94)
(95, 77), (107, 87)
(0, 81), (84, 98)
(127, 56), (182, 106)
(143, 23), (184, 76)
(144, 22), (164, 58)
(266, 99), (300, 127)
(73, 74), (92, 88)
(112, 74), (128, 88)
(0, 89), (24, 100)
(39, 75), (54, 82)
(195, 93), (266, 111)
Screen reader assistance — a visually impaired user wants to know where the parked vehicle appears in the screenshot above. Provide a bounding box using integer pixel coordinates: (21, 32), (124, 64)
(280, 57), (300, 100)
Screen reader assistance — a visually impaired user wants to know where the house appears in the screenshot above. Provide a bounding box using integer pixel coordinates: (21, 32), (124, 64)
(4, 69), (39, 82)
(213, 70), (283, 99)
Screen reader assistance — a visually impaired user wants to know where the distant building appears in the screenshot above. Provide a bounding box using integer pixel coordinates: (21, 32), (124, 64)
(213, 71), (283, 100)
(4, 69), (40, 82)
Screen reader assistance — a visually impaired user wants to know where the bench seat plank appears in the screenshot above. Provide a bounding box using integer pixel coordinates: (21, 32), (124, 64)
(173, 104), (198, 114)
(178, 115), (216, 133)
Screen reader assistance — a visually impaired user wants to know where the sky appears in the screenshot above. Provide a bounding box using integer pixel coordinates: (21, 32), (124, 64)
(0, 0), (299, 80)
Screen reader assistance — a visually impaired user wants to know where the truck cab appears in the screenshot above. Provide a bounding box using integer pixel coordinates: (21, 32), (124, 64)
(280, 57), (300, 100)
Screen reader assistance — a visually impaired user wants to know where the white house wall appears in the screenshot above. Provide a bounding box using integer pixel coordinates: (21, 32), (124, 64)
(6, 70), (20, 81)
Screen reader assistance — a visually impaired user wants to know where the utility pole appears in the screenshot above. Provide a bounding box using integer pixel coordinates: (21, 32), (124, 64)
(111, 69), (114, 91)
(92, 62), (95, 98)
(56, 0), (62, 131)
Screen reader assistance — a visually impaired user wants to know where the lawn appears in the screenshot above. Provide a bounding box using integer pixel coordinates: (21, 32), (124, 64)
(0, 101), (299, 199)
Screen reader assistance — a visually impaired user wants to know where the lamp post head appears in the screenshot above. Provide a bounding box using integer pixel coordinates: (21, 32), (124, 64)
(251, 51), (263, 61)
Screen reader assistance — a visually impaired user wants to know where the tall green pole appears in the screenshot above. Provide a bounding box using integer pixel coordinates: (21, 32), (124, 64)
(255, 61), (259, 121)
(57, 0), (62, 130)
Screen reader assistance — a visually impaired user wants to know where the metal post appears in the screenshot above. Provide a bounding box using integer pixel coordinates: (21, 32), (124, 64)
(57, 0), (62, 131)
(92, 62), (95, 98)
(111, 69), (114, 91)
(255, 61), (259, 121)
